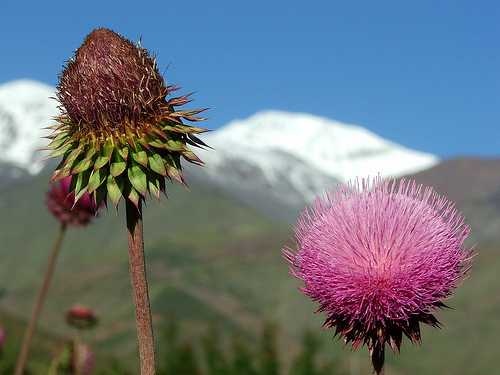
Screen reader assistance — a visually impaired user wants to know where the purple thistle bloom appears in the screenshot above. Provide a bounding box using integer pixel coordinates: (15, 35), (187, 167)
(46, 176), (99, 227)
(284, 177), (472, 374)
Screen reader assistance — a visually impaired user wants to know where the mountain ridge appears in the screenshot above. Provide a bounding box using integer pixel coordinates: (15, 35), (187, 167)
(0, 80), (438, 197)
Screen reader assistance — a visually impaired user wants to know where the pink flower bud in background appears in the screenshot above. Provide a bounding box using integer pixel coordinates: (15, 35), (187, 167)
(0, 326), (6, 351)
(72, 342), (95, 375)
(46, 176), (99, 226)
(66, 304), (98, 330)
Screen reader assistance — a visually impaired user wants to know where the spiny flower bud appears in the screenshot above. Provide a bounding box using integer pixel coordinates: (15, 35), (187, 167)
(66, 305), (98, 330)
(284, 177), (473, 374)
(48, 28), (208, 207)
(47, 176), (99, 226)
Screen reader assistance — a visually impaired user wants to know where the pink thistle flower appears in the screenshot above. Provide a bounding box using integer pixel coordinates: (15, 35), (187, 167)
(46, 176), (99, 226)
(284, 177), (472, 374)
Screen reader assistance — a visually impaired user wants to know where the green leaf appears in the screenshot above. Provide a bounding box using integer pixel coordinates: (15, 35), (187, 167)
(165, 139), (185, 152)
(146, 170), (162, 198)
(118, 146), (129, 160)
(163, 124), (206, 134)
(128, 163), (147, 195)
(166, 165), (183, 184)
(181, 150), (203, 165)
(94, 139), (114, 169)
(64, 144), (85, 169)
(148, 153), (167, 176)
(128, 187), (140, 207)
(49, 142), (74, 158)
(148, 139), (166, 149)
(132, 150), (148, 167)
(73, 170), (91, 203)
(51, 131), (69, 143)
(94, 183), (107, 207)
(110, 161), (127, 177)
(72, 158), (92, 174)
(110, 150), (126, 177)
(87, 169), (105, 193)
(106, 175), (122, 206)
(148, 179), (161, 198)
(48, 136), (69, 151)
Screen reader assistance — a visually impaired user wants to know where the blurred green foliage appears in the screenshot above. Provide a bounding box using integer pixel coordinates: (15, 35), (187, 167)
(0, 319), (342, 374)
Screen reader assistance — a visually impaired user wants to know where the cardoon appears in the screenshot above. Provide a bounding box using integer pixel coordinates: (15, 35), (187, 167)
(46, 28), (207, 374)
(284, 177), (472, 374)
(15, 177), (99, 375)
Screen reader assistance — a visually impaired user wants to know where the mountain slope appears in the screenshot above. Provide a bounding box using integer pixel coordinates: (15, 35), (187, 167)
(409, 158), (500, 245)
(0, 169), (300, 361)
(2, 162), (500, 374)
(200, 110), (437, 185)
(192, 110), (438, 218)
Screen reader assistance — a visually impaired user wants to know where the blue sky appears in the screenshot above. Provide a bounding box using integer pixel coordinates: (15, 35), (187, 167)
(1, 0), (499, 157)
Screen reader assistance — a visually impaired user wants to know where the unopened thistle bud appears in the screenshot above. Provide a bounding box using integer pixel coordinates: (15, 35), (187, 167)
(66, 305), (98, 330)
(47, 176), (99, 226)
(48, 28), (207, 207)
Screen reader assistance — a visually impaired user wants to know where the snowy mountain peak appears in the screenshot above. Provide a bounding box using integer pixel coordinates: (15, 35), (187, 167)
(0, 80), (438, 210)
(201, 110), (439, 185)
(0, 79), (57, 173)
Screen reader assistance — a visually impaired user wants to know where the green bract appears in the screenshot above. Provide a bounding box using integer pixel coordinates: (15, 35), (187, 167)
(48, 118), (207, 207)
(48, 28), (208, 207)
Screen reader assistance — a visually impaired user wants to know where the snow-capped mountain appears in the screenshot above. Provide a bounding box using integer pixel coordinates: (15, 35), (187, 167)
(195, 111), (438, 207)
(0, 80), (57, 174)
(0, 80), (438, 217)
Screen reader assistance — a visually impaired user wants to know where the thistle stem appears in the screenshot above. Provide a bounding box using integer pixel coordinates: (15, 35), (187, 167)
(15, 223), (67, 375)
(126, 199), (156, 375)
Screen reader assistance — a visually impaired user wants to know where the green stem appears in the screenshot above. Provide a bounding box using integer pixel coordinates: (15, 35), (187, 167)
(126, 199), (156, 375)
(15, 223), (67, 375)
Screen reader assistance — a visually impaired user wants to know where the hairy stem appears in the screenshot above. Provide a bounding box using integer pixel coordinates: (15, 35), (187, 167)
(15, 224), (67, 375)
(126, 199), (156, 375)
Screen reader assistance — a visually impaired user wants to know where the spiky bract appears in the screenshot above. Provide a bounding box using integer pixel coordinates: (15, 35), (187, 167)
(284, 177), (472, 371)
(47, 176), (99, 226)
(48, 28), (207, 207)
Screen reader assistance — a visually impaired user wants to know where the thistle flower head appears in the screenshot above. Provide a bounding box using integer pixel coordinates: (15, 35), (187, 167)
(47, 176), (98, 226)
(49, 28), (207, 207)
(284, 177), (472, 373)
(66, 304), (98, 330)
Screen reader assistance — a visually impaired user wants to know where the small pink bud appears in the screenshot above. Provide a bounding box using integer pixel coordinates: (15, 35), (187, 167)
(66, 304), (98, 330)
